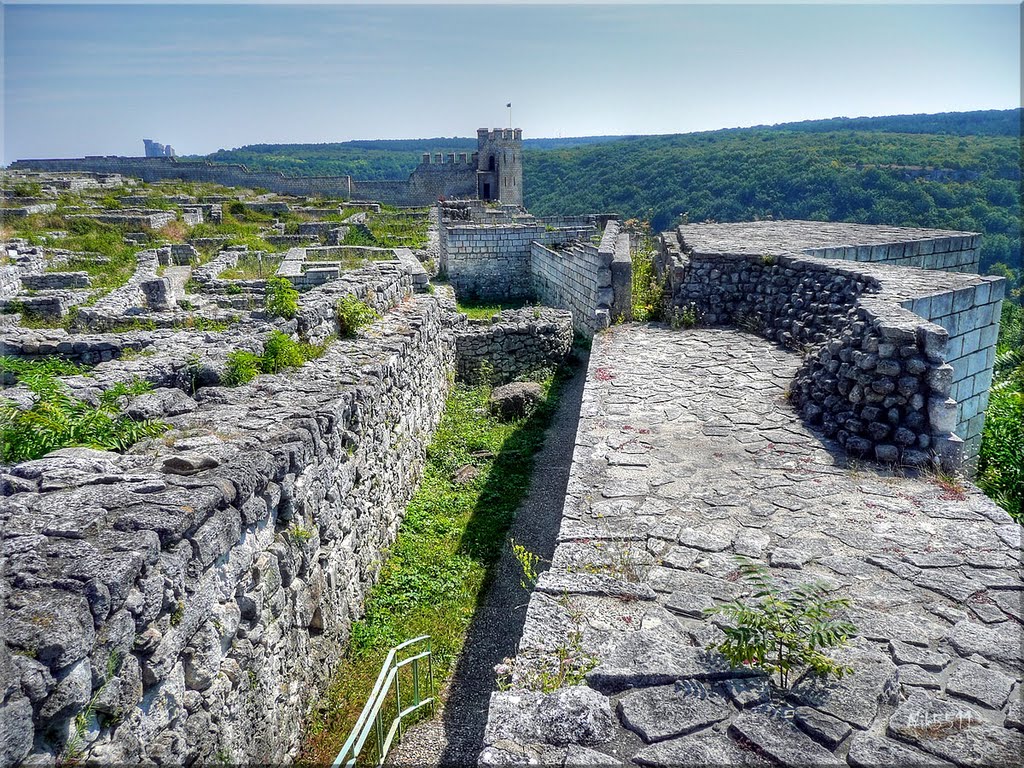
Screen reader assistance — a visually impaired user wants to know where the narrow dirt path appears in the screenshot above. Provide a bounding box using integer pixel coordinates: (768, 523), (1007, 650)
(388, 354), (590, 767)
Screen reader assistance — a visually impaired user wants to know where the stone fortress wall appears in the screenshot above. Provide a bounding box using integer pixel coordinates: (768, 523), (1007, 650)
(0, 163), (1010, 768)
(658, 221), (1003, 467)
(438, 221), (594, 302)
(10, 127), (525, 208)
(531, 219), (631, 335)
(0, 265), (574, 765)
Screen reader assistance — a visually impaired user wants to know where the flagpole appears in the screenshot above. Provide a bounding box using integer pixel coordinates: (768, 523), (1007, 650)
(507, 103), (512, 129)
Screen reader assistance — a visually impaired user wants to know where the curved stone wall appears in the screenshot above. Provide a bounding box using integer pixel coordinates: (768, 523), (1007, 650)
(656, 227), (1003, 469)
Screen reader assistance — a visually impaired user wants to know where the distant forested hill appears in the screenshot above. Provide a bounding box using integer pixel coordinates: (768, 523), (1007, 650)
(748, 109), (1021, 137)
(201, 135), (627, 180)
(198, 109), (1021, 291)
(523, 123), (1020, 290)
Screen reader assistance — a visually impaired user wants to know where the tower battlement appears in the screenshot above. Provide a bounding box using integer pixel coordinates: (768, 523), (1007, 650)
(475, 126), (523, 206)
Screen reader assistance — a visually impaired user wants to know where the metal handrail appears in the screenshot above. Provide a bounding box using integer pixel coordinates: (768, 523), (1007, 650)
(332, 635), (435, 768)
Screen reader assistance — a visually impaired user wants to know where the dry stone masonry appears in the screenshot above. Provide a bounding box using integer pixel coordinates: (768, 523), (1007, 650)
(454, 307), (573, 385)
(0, 167), (1014, 768)
(658, 221), (1003, 468)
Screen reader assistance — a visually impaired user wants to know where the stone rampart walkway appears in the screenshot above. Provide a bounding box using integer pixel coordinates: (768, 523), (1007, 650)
(481, 325), (1022, 767)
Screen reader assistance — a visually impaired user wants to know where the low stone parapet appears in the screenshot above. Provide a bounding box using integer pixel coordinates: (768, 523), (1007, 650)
(657, 225), (1002, 470)
(454, 306), (573, 384)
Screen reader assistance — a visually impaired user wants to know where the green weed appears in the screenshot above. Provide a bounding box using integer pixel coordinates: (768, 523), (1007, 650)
(705, 557), (856, 689)
(0, 371), (166, 463)
(335, 296), (379, 337)
(265, 277), (298, 319)
(301, 368), (569, 763)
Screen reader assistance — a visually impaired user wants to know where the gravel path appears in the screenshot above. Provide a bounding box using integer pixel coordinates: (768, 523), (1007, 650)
(388, 354), (590, 767)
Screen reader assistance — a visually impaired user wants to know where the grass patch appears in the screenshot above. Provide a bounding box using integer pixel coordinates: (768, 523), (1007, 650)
(367, 212), (429, 249)
(455, 298), (529, 320)
(219, 254), (284, 280)
(300, 367), (570, 763)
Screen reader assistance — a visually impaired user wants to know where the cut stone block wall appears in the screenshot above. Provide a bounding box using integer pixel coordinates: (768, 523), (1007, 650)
(902, 279), (1005, 461)
(531, 221), (626, 335)
(439, 222), (594, 301)
(0, 294), (456, 766)
(675, 220), (981, 274)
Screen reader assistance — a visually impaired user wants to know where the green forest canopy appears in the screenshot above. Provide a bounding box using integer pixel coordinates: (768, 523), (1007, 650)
(199, 109), (1021, 293)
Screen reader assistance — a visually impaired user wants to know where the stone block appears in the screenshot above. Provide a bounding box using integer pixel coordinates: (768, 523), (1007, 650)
(926, 364), (954, 396)
(929, 291), (953, 317)
(918, 325), (948, 362)
(928, 397), (958, 434)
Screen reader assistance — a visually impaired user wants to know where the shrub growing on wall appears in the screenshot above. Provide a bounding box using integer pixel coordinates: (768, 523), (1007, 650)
(335, 296), (379, 338)
(265, 277), (299, 319)
(0, 367), (167, 463)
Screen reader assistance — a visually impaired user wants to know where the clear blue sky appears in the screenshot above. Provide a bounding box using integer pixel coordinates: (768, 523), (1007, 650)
(3, 2), (1020, 163)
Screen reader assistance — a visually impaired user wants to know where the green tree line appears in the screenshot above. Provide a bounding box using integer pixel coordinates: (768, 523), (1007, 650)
(199, 110), (1021, 294)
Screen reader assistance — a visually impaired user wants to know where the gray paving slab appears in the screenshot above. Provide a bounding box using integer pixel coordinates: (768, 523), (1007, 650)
(481, 325), (1023, 767)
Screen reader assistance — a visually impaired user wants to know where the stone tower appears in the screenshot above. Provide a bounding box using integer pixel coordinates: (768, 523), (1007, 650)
(476, 128), (523, 206)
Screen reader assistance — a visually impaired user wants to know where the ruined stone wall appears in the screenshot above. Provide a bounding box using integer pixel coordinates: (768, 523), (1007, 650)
(676, 220), (981, 274)
(805, 236), (981, 273)
(439, 223), (594, 301)
(530, 221), (629, 335)
(70, 211), (176, 230)
(11, 156), (479, 207)
(21, 273), (91, 291)
(454, 307), (573, 384)
(0, 294), (457, 766)
(1, 267), (25, 298)
(657, 231), (1003, 469)
(10, 157), (355, 197)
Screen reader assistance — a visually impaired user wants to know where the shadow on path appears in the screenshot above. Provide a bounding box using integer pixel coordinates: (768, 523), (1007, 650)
(402, 354), (589, 767)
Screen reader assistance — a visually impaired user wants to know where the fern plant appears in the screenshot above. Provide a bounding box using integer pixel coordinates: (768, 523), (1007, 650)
(704, 557), (856, 689)
(0, 372), (167, 463)
(265, 276), (299, 319)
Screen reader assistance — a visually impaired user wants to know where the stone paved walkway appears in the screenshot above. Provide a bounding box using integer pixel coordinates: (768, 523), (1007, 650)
(481, 325), (1022, 767)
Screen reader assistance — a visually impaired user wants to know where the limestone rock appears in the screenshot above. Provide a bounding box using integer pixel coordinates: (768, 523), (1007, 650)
(483, 686), (614, 747)
(946, 660), (1015, 710)
(617, 682), (732, 743)
(885, 691), (1024, 766)
(126, 388), (198, 420)
(790, 645), (898, 729)
(846, 732), (952, 767)
(792, 706), (851, 749)
(633, 728), (770, 767)
(488, 381), (544, 421)
(729, 706), (845, 766)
